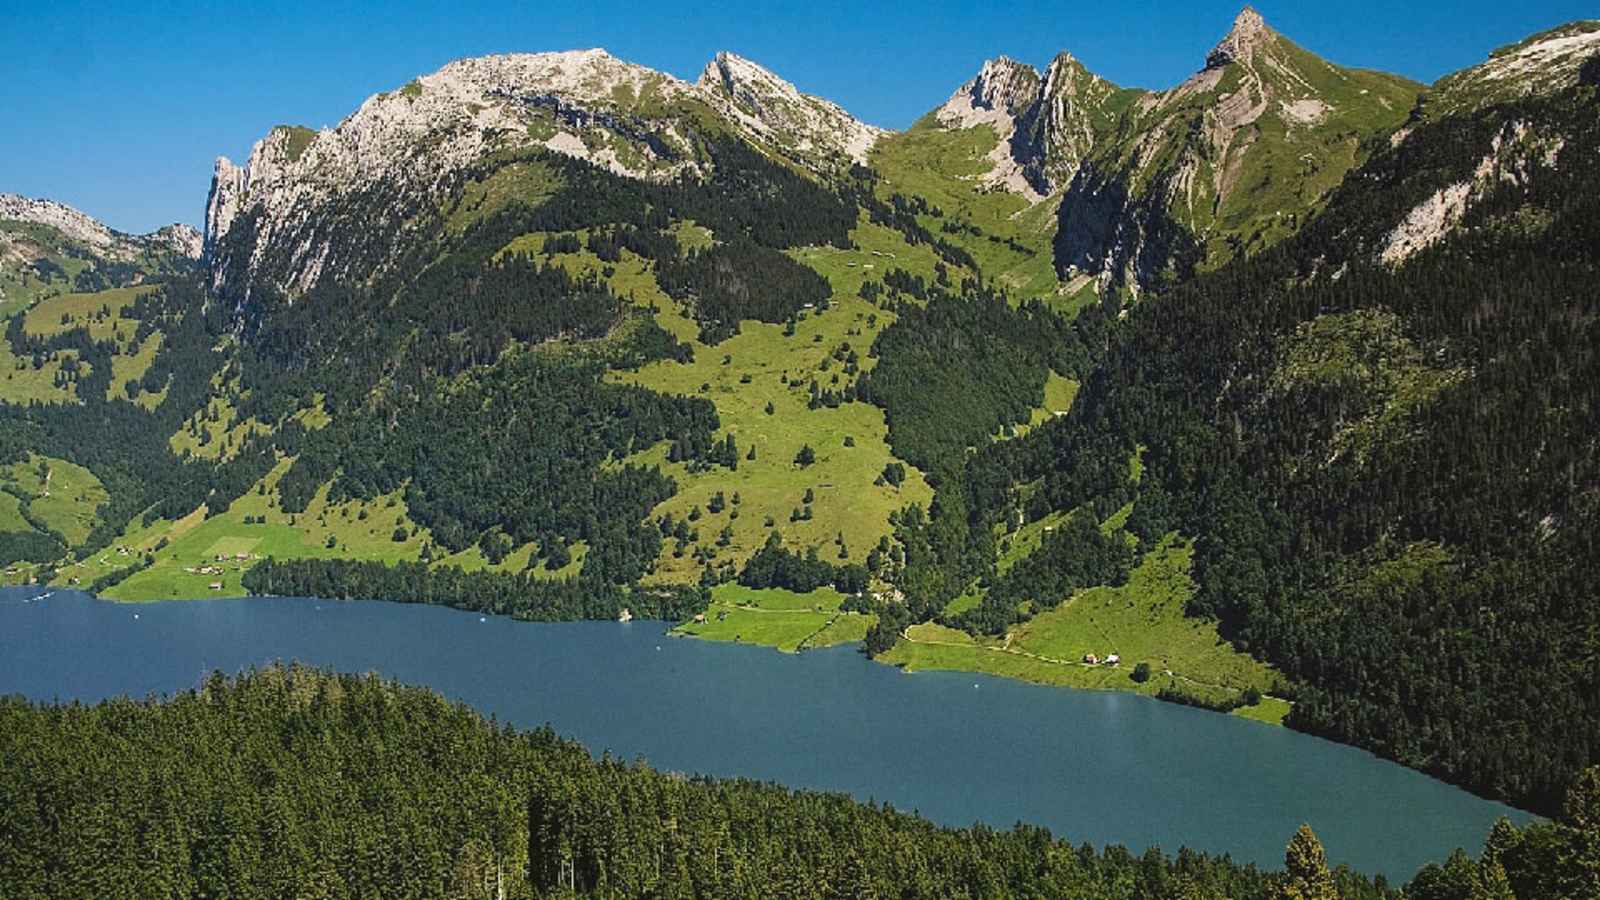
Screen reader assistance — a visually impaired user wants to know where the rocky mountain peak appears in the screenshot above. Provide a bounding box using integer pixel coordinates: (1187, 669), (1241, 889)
(151, 224), (203, 259)
(432, 48), (685, 108)
(697, 51), (792, 103)
(1040, 51), (1098, 99)
(931, 51), (1133, 200)
(695, 50), (885, 167)
(204, 46), (890, 300)
(1052, 6), (1423, 294)
(935, 56), (1042, 131)
(201, 50), (708, 297)
(1206, 6), (1274, 69)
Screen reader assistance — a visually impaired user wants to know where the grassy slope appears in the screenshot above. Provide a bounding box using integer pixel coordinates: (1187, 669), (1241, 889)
(444, 159), (563, 235)
(1, 454), (110, 583)
(671, 583), (873, 652)
(1211, 52), (1418, 262)
(0, 223), (103, 317)
(168, 393), (264, 462)
(0, 454), (109, 547)
(1006, 371), (1079, 440)
(1, 286), (166, 406)
(71, 451), (582, 600)
(885, 536), (1287, 724)
(0, 490), (27, 533)
(22, 285), (156, 340)
(869, 122), (1064, 306)
(432, 538), (586, 581)
(90, 459), (437, 600)
(0, 343), (80, 404)
(602, 217), (942, 583)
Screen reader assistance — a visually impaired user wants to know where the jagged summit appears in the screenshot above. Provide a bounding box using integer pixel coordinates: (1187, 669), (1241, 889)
(204, 46), (886, 297)
(697, 51), (777, 95)
(935, 56), (1042, 129)
(932, 57), (1048, 197)
(932, 51), (1133, 199)
(696, 50), (885, 167)
(1205, 6), (1273, 69)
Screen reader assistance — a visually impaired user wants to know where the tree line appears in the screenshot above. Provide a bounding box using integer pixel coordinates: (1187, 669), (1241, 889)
(241, 559), (706, 622)
(21, 666), (1582, 898)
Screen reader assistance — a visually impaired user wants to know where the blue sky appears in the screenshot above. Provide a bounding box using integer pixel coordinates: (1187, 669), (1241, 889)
(3, 0), (1593, 233)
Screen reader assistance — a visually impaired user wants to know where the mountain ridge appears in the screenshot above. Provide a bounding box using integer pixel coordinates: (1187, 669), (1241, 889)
(903, 7), (1431, 293)
(203, 47), (884, 300)
(0, 193), (200, 313)
(202, 10), (1598, 301)
(1, 193), (201, 260)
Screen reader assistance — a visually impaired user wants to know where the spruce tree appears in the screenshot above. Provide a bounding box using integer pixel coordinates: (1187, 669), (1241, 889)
(1276, 825), (1337, 900)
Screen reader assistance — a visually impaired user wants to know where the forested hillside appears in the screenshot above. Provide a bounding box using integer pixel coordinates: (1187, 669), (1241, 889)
(7, 667), (1596, 898)
(871, 83), (1600, 814)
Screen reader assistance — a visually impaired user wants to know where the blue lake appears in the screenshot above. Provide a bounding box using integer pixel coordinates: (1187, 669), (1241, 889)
(0, 586), (1528, 882)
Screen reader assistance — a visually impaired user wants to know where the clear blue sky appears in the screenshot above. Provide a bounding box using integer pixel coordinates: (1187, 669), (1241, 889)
(3, 0), (1593, 233)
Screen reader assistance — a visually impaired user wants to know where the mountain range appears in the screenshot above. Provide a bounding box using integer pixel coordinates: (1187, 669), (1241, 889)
(3, 7), (1598, 827)
(0, 194), (198, 317)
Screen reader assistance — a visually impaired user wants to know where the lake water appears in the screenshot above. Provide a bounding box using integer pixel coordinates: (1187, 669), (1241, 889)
(0, 586), (1527, 882)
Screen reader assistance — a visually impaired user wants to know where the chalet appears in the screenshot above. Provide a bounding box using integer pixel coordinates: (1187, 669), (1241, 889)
(1083, 653), (1099, 665)
(692, 613), (707, 624)
(209, 582), (223, 591)
(617, 607), (633, 623)
(1105, 654), (1121, 666)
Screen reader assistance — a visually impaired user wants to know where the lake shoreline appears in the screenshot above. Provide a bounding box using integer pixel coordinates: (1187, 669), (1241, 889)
(2, 584), (1532, 887)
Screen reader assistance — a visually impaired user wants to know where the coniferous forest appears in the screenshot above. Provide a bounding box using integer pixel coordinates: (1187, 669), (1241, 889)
(874, 86), (1600, 814)
(5, 666), (1596, 899)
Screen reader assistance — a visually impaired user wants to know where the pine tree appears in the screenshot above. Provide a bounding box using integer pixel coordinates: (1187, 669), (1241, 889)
(1275, 825), (1337, 900)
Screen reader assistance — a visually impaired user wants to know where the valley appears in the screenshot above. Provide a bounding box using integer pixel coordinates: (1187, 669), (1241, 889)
(3, 7), (1599, 870)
